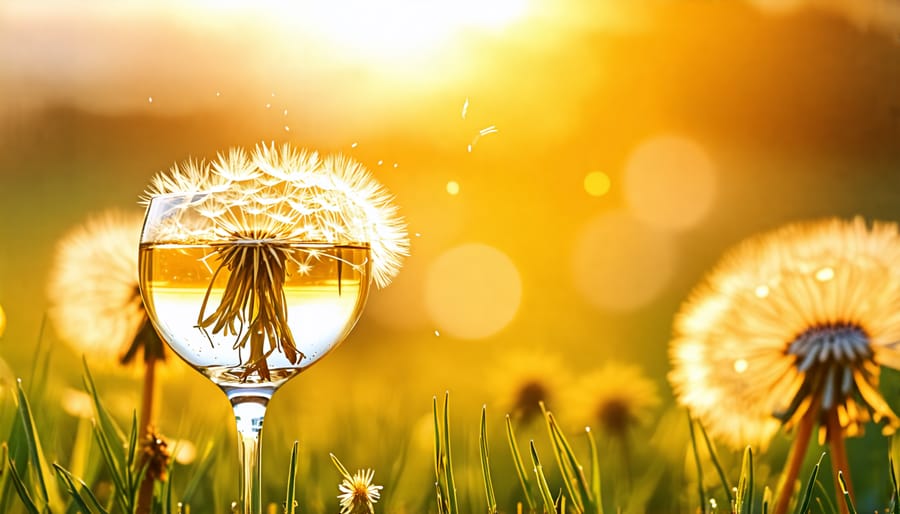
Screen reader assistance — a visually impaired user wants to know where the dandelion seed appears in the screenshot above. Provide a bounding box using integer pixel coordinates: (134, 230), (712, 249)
(467, 125), (498, 152)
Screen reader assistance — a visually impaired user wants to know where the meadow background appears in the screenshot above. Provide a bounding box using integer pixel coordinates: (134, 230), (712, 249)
(1, 0), (900, 512)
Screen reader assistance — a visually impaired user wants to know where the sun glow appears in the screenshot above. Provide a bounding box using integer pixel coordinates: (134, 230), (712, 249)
(284, 0), (530, 59)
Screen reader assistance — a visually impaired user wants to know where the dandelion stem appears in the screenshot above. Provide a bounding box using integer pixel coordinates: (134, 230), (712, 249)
(827, 410), (852, 514)
(773, 405), (817, 514)
(136, 353), (158, 514)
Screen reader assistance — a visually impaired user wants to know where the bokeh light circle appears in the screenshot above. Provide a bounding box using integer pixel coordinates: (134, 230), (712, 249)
(583, 171), (611, 197)
(623, 135), (717, 231)
(571, 210), (677, 312)
(425, 243), (522, 339)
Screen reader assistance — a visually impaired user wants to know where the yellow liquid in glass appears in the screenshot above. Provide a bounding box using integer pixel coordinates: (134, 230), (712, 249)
(140, 243), (371, 388)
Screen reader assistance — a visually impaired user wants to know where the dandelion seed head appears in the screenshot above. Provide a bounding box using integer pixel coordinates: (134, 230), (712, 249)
(669, 217), (900, 449)
(144, 142), (409, 287)
(47, 210), (149, 364)
(337, 468), (383, 514)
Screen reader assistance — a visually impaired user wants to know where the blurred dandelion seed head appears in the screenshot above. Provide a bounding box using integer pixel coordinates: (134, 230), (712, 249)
(144, 142), (409, 287)
(567, 362), (661, 437)
(47, 210), (151, 365)
(669, 217), (900, 450)
(337, 468), (383, 514)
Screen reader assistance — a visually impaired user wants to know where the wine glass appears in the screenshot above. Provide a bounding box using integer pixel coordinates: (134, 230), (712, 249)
(137, 147), (405, 514)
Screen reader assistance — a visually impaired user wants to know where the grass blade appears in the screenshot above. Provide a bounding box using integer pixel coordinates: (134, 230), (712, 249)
(15, 379), (64, 512)
(585, 428), (604, 514)
(433, 397), (449, 514)
(180, 440), (217, 504)
(479, 406), (497, 514)
(736, 446), (753, 514)
(699, 421), (735, 505)
(6, 458), (39, 514)
(813, 479), (838, 514)
(687, 414), (707, 514)
(529, 441), (556, 514)
(506, 416), (536, 512)
(837, 471), (857, 514)
(53, 462), (109, 514)
(442, 392), (459, 514)
(794, 453), (825, 514)
(83, 359), (126, 458)
(541, 404), (589, 512)
(285, 441), (299, 514)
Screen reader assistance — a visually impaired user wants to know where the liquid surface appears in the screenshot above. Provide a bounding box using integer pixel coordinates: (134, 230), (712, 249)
(140, 243), (371, 389)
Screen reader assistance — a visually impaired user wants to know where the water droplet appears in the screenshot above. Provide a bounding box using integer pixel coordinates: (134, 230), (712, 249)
(351, 142), (358, 148)
(393, 163), (399, 169)
(733, 359), (748, 373)
(415, 232), (422, 237)
(284, 126), (290, 132)
(266, 103), (271, 109)
(754, 285), (770, 298)
(446, 181), (460, 195)
(283, 109), (288, 116)
(216, 91), (221, 97)
(148, 96), (153, 104)
(377, 160), (384, 166)
(434, 330), (440, 336)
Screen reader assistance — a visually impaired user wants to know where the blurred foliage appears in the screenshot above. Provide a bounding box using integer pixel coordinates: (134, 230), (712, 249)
(0, 339), (899, 514)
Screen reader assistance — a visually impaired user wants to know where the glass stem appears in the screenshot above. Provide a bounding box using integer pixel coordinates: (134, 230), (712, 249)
(232, 397), (268, 514)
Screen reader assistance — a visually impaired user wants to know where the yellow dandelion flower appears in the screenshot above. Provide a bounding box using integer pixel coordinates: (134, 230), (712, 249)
(490, 350), (569, 424)
(566, 362), (661, 438)
(669, 217), (900, 513)
(47, 210), (167, 367)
